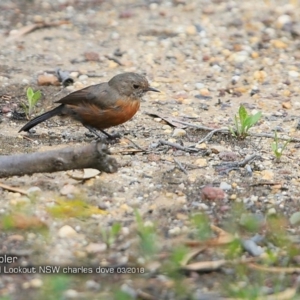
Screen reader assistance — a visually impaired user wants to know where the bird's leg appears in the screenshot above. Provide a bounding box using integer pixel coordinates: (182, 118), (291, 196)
(99, 129), (121, 139)
(84, 126), (144, 150)
(84, 125), (120, 141)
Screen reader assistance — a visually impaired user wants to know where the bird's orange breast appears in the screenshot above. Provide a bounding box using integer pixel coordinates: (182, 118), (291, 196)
(66, 99), (140, 130)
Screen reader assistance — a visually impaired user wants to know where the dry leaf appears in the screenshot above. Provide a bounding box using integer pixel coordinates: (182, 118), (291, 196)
(1, 213), (46, 230)
(67, 169), (100, 180)
(182, 259), (226, 271)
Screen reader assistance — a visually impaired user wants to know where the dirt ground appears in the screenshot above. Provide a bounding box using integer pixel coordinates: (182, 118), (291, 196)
(1, 0), (300, 299)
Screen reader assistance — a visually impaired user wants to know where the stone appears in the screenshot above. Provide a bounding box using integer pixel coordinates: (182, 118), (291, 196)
(172, 128), (187, 137)
(201, 186), (226, 201)
(58, 225), (78, 238)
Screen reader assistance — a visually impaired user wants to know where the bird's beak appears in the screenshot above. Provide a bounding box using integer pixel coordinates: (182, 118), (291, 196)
(147, 86), (160, 93)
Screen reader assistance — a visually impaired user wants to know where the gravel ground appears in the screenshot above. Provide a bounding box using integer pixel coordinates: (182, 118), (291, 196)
(1, 0), (300, 299)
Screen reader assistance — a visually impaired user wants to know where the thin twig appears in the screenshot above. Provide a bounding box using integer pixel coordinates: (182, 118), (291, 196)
(0, 182), (28, 196)
(189, 128), (229, 148)
(122, 136), (146, 151)
(104, 55), (123, 66)
(159, 140), (199, 152)
(136, 290), (156, 300)
(250, 132), (300, 142)
(250, 182), (282, 187)
(215, 154), (259, 173)
(22, 135), (35, 143)
(172, 120), (215, 131)
(110, 149), (144, 154)
(173, 158), (188, 174)
(175, 120), (300, 143)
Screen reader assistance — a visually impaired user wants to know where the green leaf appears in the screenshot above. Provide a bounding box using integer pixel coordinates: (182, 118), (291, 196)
(281, 141), (290, 152)
(111, 222), (121, 236)
(32, 90), (42, 102)
(26, 87), (34, 100)
(234, 115), (240, 135)
(238, 105), (248, 123)
(229, 126), (236, 137)
(247, 111), (262, 128)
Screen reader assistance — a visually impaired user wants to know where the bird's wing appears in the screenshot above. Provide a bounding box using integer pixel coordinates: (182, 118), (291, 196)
(56, 83), (115, 109)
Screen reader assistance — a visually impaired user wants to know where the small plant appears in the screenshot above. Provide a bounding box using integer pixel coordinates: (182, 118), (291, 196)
(191, 213), (212, 240)
(101, 222), (122, 248)
(271, 131), (290, 162)
(22, 87), (42, 118)
(135, 210), (157, 258)
(229, 105), (262, 139)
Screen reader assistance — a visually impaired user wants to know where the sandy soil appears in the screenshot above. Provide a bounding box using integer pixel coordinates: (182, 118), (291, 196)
(0, 0), (300, 299)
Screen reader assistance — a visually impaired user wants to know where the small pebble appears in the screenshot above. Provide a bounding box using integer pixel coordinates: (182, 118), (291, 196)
(201, 186), (226, 201)
(290, 212), (300, 225)
(78, 74), (88, 81)
(64, 289), (79, 299)
(288, 70), (299, 78)
(220, 182), (232, 190)
(85, 280), (101, 290)
(172, 128), (186, 137)
(229, 194), (237, 200)
(30, 278), (43, 288)
(27, 187), (42, 195)
(267, 208), (277, 216)
(58, 225), (78, 238)
(186, 25), (197, 35)
(168, 226), (181, 236)
(121, 284), (137, 299)
(195, 158), (208, 167)
(85, 243), (107, 253)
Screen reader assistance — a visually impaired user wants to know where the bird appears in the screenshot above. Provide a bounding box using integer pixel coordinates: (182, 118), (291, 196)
(19, 72), (159, 138)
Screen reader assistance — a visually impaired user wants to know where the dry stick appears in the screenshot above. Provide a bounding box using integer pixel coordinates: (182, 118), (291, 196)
(215, 154), (259, 173)
(173, 157), (188, 175)
(22, 135), (35, 143)
(175, 120), (300, 143)
(0, 141), (118, 178)
(189, 128), (229, 148)
(250, 132), (300, 142)
(121, 136), (146, 151)
(136, 290), (156, 300)
(173, 120), (215, 131)
(159, 140), (199, 152)
(0, 182), (28, 195)
(104, 55), (123, 66)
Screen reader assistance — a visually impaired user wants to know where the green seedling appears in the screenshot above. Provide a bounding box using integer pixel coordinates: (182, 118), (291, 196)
(271, 131), (290, 162)
(101, 222), (122, 248)
(191, 213), (212, 240)
(135, 210), (157, 258)
(23, 87), (42, 118)
(229, 105), (262, 139)
(39, 275), (70, 300)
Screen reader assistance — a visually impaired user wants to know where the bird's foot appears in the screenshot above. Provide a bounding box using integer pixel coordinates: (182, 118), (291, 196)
(84, 126), (121, 144)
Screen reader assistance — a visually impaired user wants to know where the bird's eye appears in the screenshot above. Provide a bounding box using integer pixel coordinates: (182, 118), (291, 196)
(133, 84), (139, 89)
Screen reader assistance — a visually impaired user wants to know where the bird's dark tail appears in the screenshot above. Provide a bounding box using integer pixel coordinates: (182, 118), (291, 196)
(19, 105), (64, 132)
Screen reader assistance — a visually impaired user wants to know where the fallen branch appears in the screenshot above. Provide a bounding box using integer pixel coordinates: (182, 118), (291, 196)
(0, 141), (118, 178)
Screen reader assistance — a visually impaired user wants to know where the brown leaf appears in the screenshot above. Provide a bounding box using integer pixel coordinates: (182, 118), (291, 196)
(1, 213), (46, 230)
